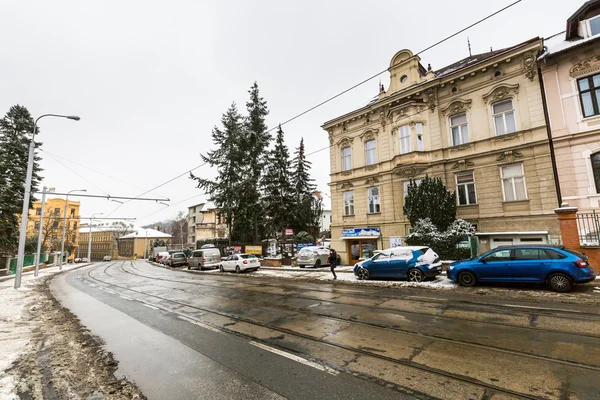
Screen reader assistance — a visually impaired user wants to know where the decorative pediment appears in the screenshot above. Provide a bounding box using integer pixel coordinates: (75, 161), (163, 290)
(394, 165), (427, 178)
(451, 159), (475, 171)
(569, 54), (600, 78)
(336, 136), (354, 148)
(496, 150), (523, 164)
(441, 99), (472, 116)
(359, 128), (379, 142)
(338, 181), (353, 190)
(482, 83), (519, 104)
(365, 176), (379, 185)
(387, 101), (426, 122)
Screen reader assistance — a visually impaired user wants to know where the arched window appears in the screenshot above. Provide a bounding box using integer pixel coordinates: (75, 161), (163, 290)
(591, 152), (600, 193)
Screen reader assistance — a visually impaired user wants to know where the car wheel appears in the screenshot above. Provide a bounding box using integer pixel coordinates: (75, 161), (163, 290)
(357, 267), (370, 280)
(219, 264), (224, 273)
(407, 268), (425, 283)
(299, 265), (305, 268)
(547, 273), (573, 293)
(315, 259), (322, 268)
(235, 265), (241, 274)
(458, 271), (477, 287)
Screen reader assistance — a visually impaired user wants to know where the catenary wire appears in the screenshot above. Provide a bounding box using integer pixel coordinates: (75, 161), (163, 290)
(42, 150), (111, 196)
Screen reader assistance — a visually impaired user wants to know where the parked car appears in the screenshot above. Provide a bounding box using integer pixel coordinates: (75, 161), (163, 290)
(167, 252), (187, 267)
(220, 253), (260, 273)
(447, 245), (596, 292)
(81, 257), (89, 263)
(187, 248), (222, 270)
(103, 255), (112, 261)
(297, 246), (331, 268)
(353, 246), (442, 282)
(155, 252), (170, 264)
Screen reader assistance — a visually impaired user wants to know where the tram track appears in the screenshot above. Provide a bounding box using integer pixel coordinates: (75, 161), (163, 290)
(75, 261), (600, 400)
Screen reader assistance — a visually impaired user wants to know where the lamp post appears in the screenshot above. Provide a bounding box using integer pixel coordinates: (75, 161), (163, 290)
(88, 213), (103, 262)
(34, 186), (48, 277)
(14, 114), (80, 289)
(59, 189), (86, 269)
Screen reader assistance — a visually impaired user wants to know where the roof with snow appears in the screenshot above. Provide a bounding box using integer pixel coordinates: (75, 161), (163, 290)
(200, 201), (218, 212)
(541, 30), (600, 58)
(567, 0), (599, 40)
(119, 228), (172, 239)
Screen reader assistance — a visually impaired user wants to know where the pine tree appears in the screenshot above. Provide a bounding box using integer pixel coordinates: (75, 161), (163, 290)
(290, 138), (318, 234)
(261, 125), (294, 239)
(190, 103), (244, 244)
(403, 175), (457, 231)
(244, 82), (271, 243)
(0, 105), (43, 254)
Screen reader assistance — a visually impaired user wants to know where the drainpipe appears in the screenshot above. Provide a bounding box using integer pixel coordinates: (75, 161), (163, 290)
(537, 63), (562, 207)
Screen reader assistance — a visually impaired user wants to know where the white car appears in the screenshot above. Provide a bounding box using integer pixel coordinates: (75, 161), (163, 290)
(219, 253), (260, 273)
(297, 246), (330, 268)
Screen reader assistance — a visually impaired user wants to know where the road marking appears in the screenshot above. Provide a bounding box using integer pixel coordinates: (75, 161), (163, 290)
(142, 303), (159, 310)
(249, 341), (339, 375)
(105, 289), (117, 295)
(119, 295), (133, 300)
(306, 303), (321, 308)
(177, 316), (223, 333)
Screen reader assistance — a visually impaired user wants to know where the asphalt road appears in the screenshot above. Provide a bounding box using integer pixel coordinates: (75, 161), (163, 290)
(51, 260), (600, 400)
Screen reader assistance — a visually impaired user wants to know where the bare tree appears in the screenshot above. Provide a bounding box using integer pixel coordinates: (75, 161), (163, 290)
(37, 211), (77, 253)
(169, 211), (188, 250)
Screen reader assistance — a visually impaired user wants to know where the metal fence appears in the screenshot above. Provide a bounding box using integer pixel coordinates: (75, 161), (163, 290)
(576, 211), (600, 247)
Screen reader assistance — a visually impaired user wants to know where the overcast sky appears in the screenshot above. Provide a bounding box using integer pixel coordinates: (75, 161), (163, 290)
(0, 0), (578, 227)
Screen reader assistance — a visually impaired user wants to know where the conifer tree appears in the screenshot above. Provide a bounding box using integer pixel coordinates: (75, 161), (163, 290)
(260, 125), (294, 238)
(403, 175), (456, 231)
(0, 105), (43, 254)
(290, 138), (318, 234)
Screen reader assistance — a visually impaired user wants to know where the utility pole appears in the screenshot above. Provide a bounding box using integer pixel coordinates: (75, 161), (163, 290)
(34, 186), (48, 277)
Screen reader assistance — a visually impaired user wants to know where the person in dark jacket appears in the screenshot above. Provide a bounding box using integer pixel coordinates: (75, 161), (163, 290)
(329, 248), (338, 280)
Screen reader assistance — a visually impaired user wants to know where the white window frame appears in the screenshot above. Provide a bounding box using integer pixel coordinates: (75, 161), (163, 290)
(500, 163), (528, 202)
(367, 187), (381, 214)
(450, 113), (469, 145)
(399, 125), (411, 154)
(415, 123), (424, 151)
(403, 179), (422, 198)
(455, 171), (477, 205)
(365, 139), (377, 166)
(343, 191), (354, 216)
(492, 99), (517, 136)
(341, 146), (352, 171)
(586, 15), (600, 37)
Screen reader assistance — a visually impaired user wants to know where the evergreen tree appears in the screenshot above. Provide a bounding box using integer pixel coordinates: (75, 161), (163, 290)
(244, 82), (271, 243)
(260, 125), (294, 238)
(0, 105), (43, 254)
(403, 175), (456, 231)
(190, 103), (244, 244)
(290, 138), (317, 233)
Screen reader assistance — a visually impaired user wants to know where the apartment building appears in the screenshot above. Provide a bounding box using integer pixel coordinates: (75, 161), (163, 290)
(78, 221), (135, 261)
(323, 38), (560, 264)
(188, 202), (229, 246)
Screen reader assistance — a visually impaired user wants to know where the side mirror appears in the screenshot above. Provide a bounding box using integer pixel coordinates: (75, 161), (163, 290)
(480, 258), (487, 264)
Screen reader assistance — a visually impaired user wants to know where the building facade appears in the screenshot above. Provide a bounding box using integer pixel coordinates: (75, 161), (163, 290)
(188, 202), (229, 245)
(27, 198), (81, 261)
(319, 210), (332, 233)
(78, 221), (135, 261)
(323, 39), (560, 264)
(187, 203), (205, 245)
(117, 228), (171, 258)
(540, 0), (600, 213)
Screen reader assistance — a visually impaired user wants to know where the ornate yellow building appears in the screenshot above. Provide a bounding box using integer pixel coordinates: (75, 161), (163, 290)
(323, 38), (560, 264)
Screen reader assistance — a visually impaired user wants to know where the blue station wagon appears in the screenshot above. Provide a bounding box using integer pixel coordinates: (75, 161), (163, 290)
(354, 246), (442, 282)
(447, 245), (596, 292)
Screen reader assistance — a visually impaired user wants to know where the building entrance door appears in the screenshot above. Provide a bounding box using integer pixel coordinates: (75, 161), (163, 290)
(347, 239), (378, 265)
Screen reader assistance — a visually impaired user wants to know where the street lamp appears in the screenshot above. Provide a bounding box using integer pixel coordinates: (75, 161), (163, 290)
(14, 114), (80, 289)
(59, 189), (86, 270)
(88, 213), (103, 262)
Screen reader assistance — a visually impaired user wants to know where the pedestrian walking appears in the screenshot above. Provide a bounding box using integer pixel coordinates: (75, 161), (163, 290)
(329, 248), (338, 280)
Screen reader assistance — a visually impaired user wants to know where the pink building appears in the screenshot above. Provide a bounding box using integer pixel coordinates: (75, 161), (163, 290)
(540, 0), (600, 212)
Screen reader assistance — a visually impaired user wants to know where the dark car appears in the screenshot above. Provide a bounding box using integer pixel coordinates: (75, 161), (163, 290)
(353, 246), (442, 282)
(447, 245), (596, 292)
(167, 252), (187, 267)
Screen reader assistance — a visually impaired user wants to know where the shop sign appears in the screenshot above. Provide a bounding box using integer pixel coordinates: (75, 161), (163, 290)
(389, 237), (402, 248)
(296, 242), (316, 250)
(341, 228), (381, 237)
(285, 228), (294, 235)
(245, 245), (263, 255)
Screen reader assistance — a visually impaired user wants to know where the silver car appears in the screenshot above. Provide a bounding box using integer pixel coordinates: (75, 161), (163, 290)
(297, 246), (330, 268)
(187, 248), (222, 270)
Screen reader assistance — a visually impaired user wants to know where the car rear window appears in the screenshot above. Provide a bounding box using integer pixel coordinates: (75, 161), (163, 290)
(545, 249), (567, 259)
(563, 249), (587, 260)
(174, 253), (185, 257)
(240, 254), (257, 259)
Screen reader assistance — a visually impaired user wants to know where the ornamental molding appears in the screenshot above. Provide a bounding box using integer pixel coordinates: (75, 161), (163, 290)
(365, 176), (379, 185)
(338, 181), (353, 190)
(359, 128), (379, 142)
(441, 98), (473, 116)
(569, 54), (600, 78)
(327, 130), (334, 145)
(482, 83), (520, 104)
(449, 143), (473, 152)
(426, 88), (437, 112)
(522, 52), (537, 81)
(341, 171), (352, 176)
(387, 101), (426, 122)
(393, 165), (428, 178)
(336, 136), (354, 148)
(451, 159), (475, 171)
(364, 164), (378, 171)
(496, 150), (523, 164)
(493, 132), (521, 142)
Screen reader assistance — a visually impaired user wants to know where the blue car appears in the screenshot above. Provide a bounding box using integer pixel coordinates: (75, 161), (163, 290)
(353, 246), (442, 282)
(447, 245), (596, 292)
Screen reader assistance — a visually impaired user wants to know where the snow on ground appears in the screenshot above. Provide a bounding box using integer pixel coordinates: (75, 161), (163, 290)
(0, 264), (84, 399)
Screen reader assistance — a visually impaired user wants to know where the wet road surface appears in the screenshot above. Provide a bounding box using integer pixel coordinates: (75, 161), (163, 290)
(52, 260), (600, 399)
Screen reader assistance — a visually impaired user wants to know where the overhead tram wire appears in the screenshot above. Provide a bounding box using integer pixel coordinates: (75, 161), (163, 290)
(42, 150), (111, 196)
(137, 194), (205, 221)
(103, 0), (524, 212)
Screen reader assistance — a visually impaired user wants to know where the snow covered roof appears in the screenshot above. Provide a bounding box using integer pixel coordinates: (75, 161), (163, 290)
(541, 31), (600, 58)
(200, 201), (218, 212)
(119, 228), (172, 239)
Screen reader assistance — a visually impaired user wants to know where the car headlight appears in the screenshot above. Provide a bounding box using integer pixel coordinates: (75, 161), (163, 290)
(447, 266), (454, 271)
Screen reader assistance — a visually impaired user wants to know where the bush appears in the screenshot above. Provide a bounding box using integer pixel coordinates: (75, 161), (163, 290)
(406, 218), (475, 260)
